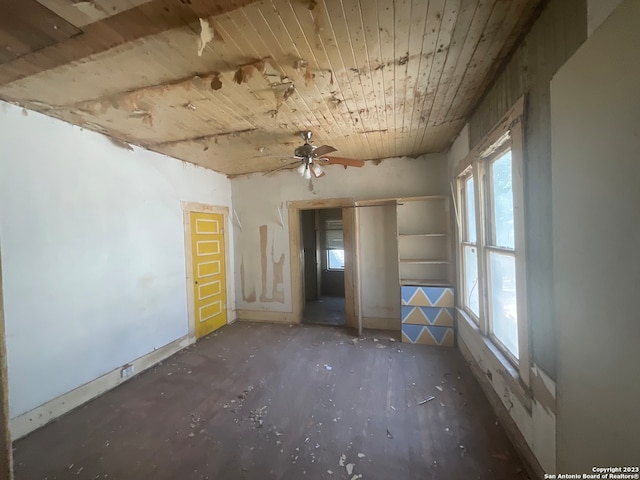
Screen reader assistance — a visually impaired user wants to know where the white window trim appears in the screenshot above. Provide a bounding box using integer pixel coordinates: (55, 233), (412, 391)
(455, 96), (530, 386)
(459, 171), (481, 323)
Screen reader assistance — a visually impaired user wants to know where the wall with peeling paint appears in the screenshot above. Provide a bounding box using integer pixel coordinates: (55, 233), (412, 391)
(0, 101), (233, 418)
(552, 0), (640, 469)
(231, 154), (447, 316)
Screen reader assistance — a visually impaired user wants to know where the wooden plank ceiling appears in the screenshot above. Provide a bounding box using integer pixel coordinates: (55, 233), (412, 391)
(0, 0), (541, 176)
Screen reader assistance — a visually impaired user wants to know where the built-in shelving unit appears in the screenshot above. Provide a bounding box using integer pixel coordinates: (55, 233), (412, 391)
(396, 196), (452, 287)
(396, 196), (455, 347)
(354, 195), (454, 345)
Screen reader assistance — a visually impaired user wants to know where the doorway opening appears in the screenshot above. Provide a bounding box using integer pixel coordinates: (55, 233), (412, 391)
(301, 208), (346, 326)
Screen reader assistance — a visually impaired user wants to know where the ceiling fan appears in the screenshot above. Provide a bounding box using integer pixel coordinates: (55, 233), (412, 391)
(267, 131), (365, 178)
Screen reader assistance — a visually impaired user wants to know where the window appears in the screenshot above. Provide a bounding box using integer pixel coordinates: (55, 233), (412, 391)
(461, 175), (480, 318)
(325, 225), (344, 271)
(455, 98), (527, 377)
(327, 248), (345, 270)
(486, 149), (518, 358)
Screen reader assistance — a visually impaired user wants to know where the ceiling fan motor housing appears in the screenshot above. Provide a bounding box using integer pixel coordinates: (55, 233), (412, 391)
(294, 143), (315, 160)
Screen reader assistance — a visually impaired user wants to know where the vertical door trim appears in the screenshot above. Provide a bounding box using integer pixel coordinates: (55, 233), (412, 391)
(182, 202), (232, 342)
(288, 198), (355, 325)
(353, 205), (363, 336)
(341, 205), (357, 329)
(0, 241), (13, 479)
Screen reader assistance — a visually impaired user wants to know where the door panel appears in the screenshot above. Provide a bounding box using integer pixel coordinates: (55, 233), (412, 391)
(191, 212), (227, 338)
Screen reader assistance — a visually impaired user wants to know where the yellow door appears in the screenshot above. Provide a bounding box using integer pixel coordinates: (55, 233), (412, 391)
(190, 212), (227, 338)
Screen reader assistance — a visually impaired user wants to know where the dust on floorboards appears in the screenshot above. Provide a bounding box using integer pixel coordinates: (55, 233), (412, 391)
(13, 322), (529, 480)
(303, 296), (346, 326)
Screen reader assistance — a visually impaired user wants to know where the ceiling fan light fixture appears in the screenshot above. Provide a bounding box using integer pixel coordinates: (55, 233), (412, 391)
(296, 163), (307, 176)
(311, 163), (324, 177)
(303, 167), (312, 180)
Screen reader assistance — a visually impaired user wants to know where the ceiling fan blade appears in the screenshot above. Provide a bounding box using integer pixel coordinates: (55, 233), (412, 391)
(311, 166), (325, 178)
(263, 160), (299, 176)
(321, 156), (365, 168)
(312, 145), (337, 157)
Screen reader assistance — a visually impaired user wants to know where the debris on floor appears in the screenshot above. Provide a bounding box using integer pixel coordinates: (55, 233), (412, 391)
(386, 429), (394, 439)
(357, 453), (365, 458)
(248, 406), (267, 429)
(338, 454), (346, 466)
(435, 385), (444, 392)
(324, 364), (333, 371)
(346, 463), (354, 475)
(418, 396), (435, 405)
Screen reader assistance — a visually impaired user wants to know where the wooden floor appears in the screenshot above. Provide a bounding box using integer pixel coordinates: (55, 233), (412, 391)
(13, 322), (529, 480)
(303, 297), (346, 326)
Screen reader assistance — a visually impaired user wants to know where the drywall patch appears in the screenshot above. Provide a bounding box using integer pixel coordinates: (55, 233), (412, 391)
(240, 258), (256, 303)
(259, 225), (285, 303)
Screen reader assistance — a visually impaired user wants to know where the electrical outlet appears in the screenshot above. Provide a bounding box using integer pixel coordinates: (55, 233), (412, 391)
(120, 364), (134, 379)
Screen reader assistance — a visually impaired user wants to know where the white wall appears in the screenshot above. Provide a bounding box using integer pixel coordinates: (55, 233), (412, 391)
(551, 0), (640, 470)
(358, 204), (399, 324)
(0, 101), (233, 418)
(231, 154), (447, 315)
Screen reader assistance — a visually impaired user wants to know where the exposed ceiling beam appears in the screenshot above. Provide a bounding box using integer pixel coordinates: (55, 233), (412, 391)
(0, 0), (260, 86)
(68, 70), (224, 111)
(152, 127), (258, 148)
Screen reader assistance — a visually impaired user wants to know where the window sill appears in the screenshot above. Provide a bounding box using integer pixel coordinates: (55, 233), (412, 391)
(457, 308), (532, 413)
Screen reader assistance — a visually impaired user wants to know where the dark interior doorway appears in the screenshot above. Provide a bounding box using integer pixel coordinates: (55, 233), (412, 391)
(301, 208), (346, 326)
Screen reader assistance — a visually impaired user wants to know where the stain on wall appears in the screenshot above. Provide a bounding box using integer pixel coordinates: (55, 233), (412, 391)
(258, 225), (285, 303)
(240, 259), (256, 303)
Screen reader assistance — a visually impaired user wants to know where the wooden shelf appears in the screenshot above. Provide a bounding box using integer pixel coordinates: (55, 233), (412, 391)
(400, 278), (453, 287)
(399, 259), (451, 264)
(396, 195), (447, 202)
(398, 233), (448, 238)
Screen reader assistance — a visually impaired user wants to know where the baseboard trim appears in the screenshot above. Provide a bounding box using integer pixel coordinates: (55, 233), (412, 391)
(236, 309), (299, 324)
(362, 317), (400, 330)
(457, 337), (545, 480)
(10, 335), (193, 440)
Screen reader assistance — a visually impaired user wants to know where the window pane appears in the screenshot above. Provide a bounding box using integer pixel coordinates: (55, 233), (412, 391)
(491, 151), (514, 249)
(489, 251), (518, 358)
(463, 245), (480, 317)
(327, 249), (345, 270)
(465, 176), (476, 243)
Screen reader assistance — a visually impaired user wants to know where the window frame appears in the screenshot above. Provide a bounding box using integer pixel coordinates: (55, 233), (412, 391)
(459, 171), (481, 323)
(484, 145), (519, 364)
(326, 248), (345, 271)
(324, 221), (345, 272)
(455, 97), (529, 385)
